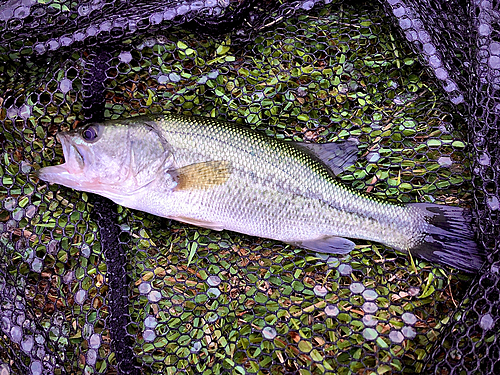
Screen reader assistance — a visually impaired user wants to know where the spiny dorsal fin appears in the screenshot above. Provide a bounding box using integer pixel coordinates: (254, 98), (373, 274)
(292, 138), (359, 175)
(172, 160), (231, 191)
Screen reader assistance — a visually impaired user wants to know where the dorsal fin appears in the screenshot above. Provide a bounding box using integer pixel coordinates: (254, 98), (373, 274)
(292, 138), (359, 175)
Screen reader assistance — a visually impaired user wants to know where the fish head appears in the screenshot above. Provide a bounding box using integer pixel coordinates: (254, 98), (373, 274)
(37, 117), (172, 198)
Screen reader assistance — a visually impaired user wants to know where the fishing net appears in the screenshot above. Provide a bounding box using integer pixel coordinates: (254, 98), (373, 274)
(0, 0), (498, 374)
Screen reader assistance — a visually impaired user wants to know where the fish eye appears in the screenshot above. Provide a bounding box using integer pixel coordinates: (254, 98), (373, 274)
(81, 125), (99, 142)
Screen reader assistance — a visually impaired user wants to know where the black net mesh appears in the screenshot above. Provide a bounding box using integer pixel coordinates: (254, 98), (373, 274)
(1, 0), (498, 374)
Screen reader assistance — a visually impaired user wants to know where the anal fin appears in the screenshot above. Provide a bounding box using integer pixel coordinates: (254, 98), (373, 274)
(289, 236), (356, 254)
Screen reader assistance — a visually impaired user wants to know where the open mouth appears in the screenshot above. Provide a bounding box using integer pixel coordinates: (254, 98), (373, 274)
(37, 132), (86, 184)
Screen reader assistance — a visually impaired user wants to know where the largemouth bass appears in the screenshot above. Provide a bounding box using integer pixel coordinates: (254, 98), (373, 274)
(38, 114), (484, 272)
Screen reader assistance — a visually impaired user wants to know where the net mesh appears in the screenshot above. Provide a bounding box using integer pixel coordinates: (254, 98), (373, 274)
(1, 0), (498, 374)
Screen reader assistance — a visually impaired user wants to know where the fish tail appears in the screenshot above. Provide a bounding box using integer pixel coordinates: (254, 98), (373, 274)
(407, 203), (485, 273)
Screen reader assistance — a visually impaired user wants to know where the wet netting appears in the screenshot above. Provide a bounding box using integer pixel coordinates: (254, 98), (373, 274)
(1, 0), (499, 374)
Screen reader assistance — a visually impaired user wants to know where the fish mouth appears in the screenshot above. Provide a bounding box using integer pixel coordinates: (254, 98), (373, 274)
(37, 133), (86, 186)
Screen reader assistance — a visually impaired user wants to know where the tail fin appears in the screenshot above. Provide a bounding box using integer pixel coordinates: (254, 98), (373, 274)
(408, 203), (485, 273)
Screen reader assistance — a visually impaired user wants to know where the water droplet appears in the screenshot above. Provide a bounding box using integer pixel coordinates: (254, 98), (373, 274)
(15, 311), (26, 326)
(197, 75), (208, 84)
(338, 83), (348, 94)
(262, 326), (277, 339)
(491, 262), (500, 274)
(169, 73), (181, 82)
(389, 330), (404, 343)
(30, 360), (43, 375)
(362, 314), (377, 327)
(150, 12), (163, 24)
(479, 23), (491, 36)
(4, 197), (16, 211)
(407, 287), (420, 297)
(75, 289), (87, 305)
(10, 325), (22, 343)
(12, 208), (24, 221)
(363, 328), (378, 340)
(402, 326), (416, 339)
(362, 289), (378, 301)
(89, 334), (101, 349)
(78, 4), (91, 16)
(326, 257), (340, 268)
(19, 104), (31, 119)
(208, 70), (219, 79)
(119, 224), (131, 232)
(143, 329), (156, 342)
(14, 5), (30, 19)
(423, 42), (436, 55)
(450, 93), (464, 105)
(207, 313), (218, 323)
(21, 335), (34, 353)
(86, 349), (97, 366)
(34, 43), (46, 54)
(59, 79), (72, 94)
(435, 67), (449, 80)
(402, 312), (417, 325)
(443, 79), (458, 92)
(487, 196), (499, 211)
(63, 271), (75, 284)
(31, 257), (43, 273)
(313, 285), (328, 297)
(48, 240), (58, 255)
(163, 9), (176, 20)
(207, 276), (221, 286)
(0, 363), (10, 375)
(207, 287), (220, 298)
(7, 106), (18, 119)
(48, 39), (60, 51)
(438, 156), (452, 167)
(81, 244), (91, 258)
(350, 283), (365, 294)
(144, 316), (157, 328)
(343, 62), (354, 73)
(2, 315), (11, 332)
(325, 305), (339, 317)
(118, 51), (132, 63)
(393, 5), (405, 17)
(82, 324), (94, 341)
(362, 302), (378, 314)
(191, 341), (202, 353)
(148, 290), (162, 302)
(138, 282), (151, 294)
(301, 1), (315, 10)
(20, 161), (32, 174)
(158, 75), (169, 84)
(479, 152), (490, 166)
(99, 20), (112, 32)
(338, 264), (352, 276)
(24, 205), (37, 219)
(480, 313), (494, 331)
(367, 152), (380, 163)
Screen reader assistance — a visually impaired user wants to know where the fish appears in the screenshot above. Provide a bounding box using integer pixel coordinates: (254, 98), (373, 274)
(37, 113), (485, 272)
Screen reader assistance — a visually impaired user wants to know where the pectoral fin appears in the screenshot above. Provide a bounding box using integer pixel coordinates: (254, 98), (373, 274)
(171, 160), (231, 191)
(289, 236), (356, 254)
(169, 216), (224, 231)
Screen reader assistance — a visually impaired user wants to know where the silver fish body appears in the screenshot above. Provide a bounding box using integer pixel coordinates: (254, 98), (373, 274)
(38, 114), (483, 272)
